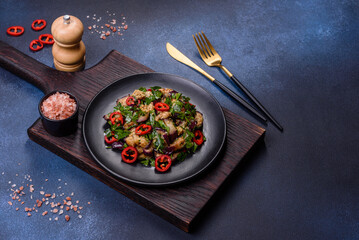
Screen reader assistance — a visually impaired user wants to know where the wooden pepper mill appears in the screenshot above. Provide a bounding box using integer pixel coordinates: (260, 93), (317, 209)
(51, 15), (86, 72)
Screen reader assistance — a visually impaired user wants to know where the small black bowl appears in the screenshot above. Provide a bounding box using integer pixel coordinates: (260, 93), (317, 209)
(38, 90), (79, 137)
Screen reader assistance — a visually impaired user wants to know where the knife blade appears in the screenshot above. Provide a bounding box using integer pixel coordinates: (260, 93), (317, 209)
(166, 43), (267, 122)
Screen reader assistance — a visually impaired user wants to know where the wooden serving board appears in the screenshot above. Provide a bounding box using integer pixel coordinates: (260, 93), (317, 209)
(0, 40), (265, 232)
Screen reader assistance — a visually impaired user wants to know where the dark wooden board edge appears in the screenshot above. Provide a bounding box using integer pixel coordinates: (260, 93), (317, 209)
(28, 108), (265, 232)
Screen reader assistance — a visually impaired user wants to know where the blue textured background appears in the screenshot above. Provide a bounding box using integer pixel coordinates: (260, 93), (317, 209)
(0, 0), (358, 239)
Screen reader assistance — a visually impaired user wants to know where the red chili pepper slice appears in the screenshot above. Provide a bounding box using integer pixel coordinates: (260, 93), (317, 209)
(155, 155), (172, 172)
(154, 102), (170, 111)
(6, 26), (24, 36)
(126, 96), (135, 106)
(109, 112), (123, 126)
(135, 124), (152, 135)
(39, 34), (54, 45)
(193, 130), (204, 145)
(121, 146), (138, 163)
(104, 135), (117, 145)
(31, 19), (46, 31)
(29, 39), (44, 52)
(147, 89), (152, 92)
(125, 96), (141, 106)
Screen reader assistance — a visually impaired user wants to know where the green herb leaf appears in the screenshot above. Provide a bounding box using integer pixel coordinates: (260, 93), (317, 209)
(176, 152), (188, 162)
(184, 129), (195, 150)
(145, 94), (156, 105)
(139, 87), (147, 92)
(114, 129), (131, 140)
(153, 90), (163, 100)
(140, 159), (149, 166)
(149, 110), (156, 126)
(182, 96), (190, 102)
(104, 128), (112, 137)
(193, 142), (198, 153)
(165, 97), (172, 106)
(175, 92), (182, 100)
(150, 86), (162, 90)
(150, 158), (155, 167)
(152, 130), (164, 151)
(171, 102), (182, 113)
(158, 120), (169, 132)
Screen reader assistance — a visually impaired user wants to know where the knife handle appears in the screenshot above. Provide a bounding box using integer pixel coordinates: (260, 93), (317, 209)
(213, 79), (267, 122)
(230, 75), (283, 131)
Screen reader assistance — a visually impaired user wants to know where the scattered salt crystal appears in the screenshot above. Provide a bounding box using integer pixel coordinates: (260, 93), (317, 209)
(78, 215), (82, 219)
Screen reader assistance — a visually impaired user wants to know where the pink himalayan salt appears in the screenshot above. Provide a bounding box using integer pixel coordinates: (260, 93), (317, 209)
(41, 92), (76, 120)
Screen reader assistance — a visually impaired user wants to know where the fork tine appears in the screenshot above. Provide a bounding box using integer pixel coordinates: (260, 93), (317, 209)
(201, 31), (218, 55)
(192, 34), (207, 59)
(196, 33), (211, 58)
(198, 32), (213, 57)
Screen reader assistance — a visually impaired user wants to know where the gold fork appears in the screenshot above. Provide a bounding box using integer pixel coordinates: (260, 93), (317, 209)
(193, 32), (283, 131)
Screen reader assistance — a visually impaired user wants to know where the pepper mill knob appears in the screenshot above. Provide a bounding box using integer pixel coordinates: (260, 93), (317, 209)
(51, 15), (86, 72)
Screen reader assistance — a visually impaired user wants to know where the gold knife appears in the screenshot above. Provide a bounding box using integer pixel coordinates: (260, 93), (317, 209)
(166, 43), (267, 122)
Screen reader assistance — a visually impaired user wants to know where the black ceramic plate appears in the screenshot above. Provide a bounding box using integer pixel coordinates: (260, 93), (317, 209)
(83, 73), (226, 186)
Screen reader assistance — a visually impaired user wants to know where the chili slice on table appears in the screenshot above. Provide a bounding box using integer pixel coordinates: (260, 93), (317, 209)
(109, 112), (123, 126)
(7, 26), (24, 36)
(155, 155), (172, 172)
(135, 124), (152, 135)
(154, 102), (170, 111)
(193, 130), (204, 145)
(104, 135), (117, 145)
(31, 19), (46, 31)
(39, 34), (54, 45)
(121, 146), (138, 163)
(29, 39), (44, 52)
